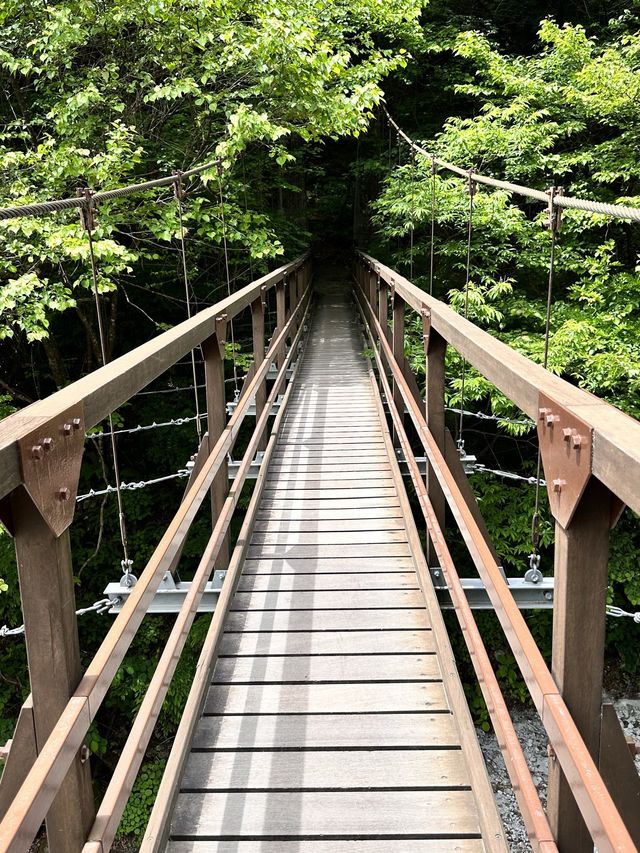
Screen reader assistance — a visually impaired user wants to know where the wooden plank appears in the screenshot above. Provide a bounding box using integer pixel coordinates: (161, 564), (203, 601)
(256, 506), (403, 520)
(241, 557), (416, 573)
(224, 609), (429, 632)
(204, 682), (448, 714)
(167, 842), (485, 852)
(219, 629), (434, 656)
(249, 531), (407, 545)
(252, 517), (405, 531)
(260, 490), (398, 502)
(268, 464), (390, 474)
(245, 543), (410, 559)
(170, 790), (480, 838)
(265, 475), (394, 487)
(181, 748), (467, 790)
(213, 654), (441, 684)
(231, 589), (424, 610)
(193, 712), (459, 750)
(236, 573), (419, 591)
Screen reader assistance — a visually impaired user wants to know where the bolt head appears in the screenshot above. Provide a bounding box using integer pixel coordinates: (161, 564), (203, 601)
(562, 427), (573, 441)
(62, 422), (72, 436)
(42, 437), (54, 452)
(31, 444), (44, 460)
(80, 744), (90, 764)
(552, 478), (565, 493)
(546, 413), (556, 427)
(538, 407), (551, 421)
(572, 434), (583, 449)
(71, 418), (82, 431)
(57, 487), (71, 502)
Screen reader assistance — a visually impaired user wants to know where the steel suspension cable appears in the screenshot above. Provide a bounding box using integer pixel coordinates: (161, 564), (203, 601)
(174, 173), (203, 442)
(80, 190), (133, 584)
(384, 107), (640, 223)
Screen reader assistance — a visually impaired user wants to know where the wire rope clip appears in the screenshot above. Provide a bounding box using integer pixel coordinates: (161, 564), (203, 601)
(524, 553), (543, 584)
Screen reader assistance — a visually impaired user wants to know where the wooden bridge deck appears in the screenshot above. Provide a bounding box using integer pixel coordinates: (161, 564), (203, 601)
(165, 286), (505, 851)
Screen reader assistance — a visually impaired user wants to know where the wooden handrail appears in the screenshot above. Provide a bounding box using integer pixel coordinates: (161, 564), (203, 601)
(0, 254), (309, 501)
(358, 251), (640, 517)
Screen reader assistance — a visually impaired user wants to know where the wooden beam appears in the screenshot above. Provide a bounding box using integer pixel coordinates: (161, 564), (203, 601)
(0, 255), (309, 502)
(9, 490), (94, 852)
(425, 325), (447, 542)
(202, 333), (230, 570)
(252, 295), (267, 452)
(547, 478), (612, 853)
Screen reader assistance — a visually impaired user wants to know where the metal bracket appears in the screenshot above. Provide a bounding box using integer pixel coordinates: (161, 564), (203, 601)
(3, 405), (86, 537)
(537, 393), (593, 529)
(214, 313), (228, 357)
(421, 307), (431, 352)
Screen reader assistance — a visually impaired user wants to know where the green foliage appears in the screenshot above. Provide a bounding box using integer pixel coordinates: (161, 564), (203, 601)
(117, 759), (166, 839)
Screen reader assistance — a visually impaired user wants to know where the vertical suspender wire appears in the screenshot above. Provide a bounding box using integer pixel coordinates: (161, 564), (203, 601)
(429, 156), (437, 296)
(217, 164), (240, 398)
(409, 148), (415, 280)
(174, 172), (203, 443)
(529, 186), (561, 578)
(457, 171), (475, 455)
(80, 189), (133, 584)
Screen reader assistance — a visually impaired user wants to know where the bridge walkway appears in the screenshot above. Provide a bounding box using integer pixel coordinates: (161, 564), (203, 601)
(164, 282), (506, 851)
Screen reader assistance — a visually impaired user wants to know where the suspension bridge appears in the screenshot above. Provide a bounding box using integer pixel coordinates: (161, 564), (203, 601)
(0, 116), (640, 853)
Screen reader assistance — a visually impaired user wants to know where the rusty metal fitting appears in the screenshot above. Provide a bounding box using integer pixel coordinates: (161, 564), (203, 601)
(545, 412), (558, 427)
(42, 437), (53, 451)
(552, 479), (565, 493)
(71, 418), (82, 431)
(62, 422), (73, 436)
(571, 434), (583, 449)
(538, 407), (551, 421)
(80, 744), (90, 764)
(562, 427), (573, 441)
(547, 743), (557, 761)
(57, 487), (71, 502)
(31, 445), (44, 460)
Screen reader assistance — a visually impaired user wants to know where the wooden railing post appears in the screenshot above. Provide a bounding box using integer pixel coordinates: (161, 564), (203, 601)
(252, 291), (267, 452)
(537, 400), (615, 851)
(203, 324), (230, 569)
(369, 269), (378, 317)
(423, 310), (447, 540)
(391, 287), (405, 428)
(0, 412), (95, 852)
(275, 279), (286, 368)
(378, 277), (389, 344)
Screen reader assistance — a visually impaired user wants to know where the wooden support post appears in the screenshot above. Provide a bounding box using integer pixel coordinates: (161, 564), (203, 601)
(288, 274), (297, 331)
(8, 492), (94, 852)
(547, 477), (612, 853)
(368, 271), (377, 317)
(202, 331), (230, 569)
(378, 279), (389, 345)
(275, 279), (286, 368)
(252, 294), (267, 452)
(392, 291), (405, 431)
(424, 317), (447, 552)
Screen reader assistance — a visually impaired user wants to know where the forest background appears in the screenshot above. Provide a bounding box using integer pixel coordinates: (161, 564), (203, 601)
(1, 0), (639, 840)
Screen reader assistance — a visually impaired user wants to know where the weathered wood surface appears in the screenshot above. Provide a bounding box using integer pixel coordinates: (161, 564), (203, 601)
(165, 287), (500, 849)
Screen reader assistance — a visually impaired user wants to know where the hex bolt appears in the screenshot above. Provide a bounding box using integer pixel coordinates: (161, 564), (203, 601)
(572, 434), (583, 449)
(545, 413), (557, 427)
(71, 418), (82, 430)
(552, 478), (565, 493)
(62, 422), (72, 436)
(57, 487), (71, 502)
(31, 444), (44, 460)
(538, 407), (551, 421)
(42, 437), (54, 452)
(80, 744), (90, 764)
(562, 427), (573, 441)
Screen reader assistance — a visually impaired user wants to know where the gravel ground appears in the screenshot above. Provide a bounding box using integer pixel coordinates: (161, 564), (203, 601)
(477, 697), (640, 851)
